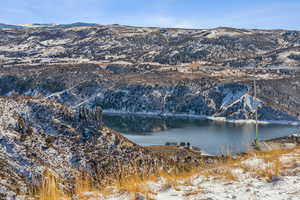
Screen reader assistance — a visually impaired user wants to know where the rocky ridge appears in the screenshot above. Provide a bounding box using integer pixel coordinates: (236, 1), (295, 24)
(0, 96), (165, 199)
(0, 25), (300, 68)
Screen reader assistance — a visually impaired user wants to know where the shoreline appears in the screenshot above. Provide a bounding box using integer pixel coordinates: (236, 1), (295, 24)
(102, 109), (300, 126)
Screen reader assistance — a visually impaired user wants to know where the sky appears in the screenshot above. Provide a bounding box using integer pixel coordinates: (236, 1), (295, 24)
(0, 0), (299, 30)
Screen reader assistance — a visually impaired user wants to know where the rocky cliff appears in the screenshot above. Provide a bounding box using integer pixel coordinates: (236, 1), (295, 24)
(0, 65), (299, 121)
(0, 96), (163, 199)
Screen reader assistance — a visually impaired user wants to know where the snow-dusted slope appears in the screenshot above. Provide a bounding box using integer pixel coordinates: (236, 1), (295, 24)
(0, 96), (161, 199)
(79, 140), (300, 200)
(0, 25), (300, 122)
(0, 25), (299, 67)
(42, 82), (298, 122)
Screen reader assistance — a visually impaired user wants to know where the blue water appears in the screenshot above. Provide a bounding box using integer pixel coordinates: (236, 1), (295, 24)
(103, 114), (299, 155)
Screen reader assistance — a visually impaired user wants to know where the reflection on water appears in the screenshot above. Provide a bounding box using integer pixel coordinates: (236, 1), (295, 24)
(103, 114), (299, 155)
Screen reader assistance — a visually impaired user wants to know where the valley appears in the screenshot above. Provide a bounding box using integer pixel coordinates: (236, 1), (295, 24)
(1, 24), (300, 199)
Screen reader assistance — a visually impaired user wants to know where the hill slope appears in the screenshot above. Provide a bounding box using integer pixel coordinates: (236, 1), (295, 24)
(0, 96), (161, 199)
(1, 25), (300, 122)
(0, 25), (299, 67)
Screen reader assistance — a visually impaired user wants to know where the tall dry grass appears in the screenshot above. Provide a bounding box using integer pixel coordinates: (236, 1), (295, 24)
(35, 170), (69, 200)
(32, 145), (300, 199)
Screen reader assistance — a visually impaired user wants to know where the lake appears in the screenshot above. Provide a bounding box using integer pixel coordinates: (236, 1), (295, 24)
(103, 114), (299, 155)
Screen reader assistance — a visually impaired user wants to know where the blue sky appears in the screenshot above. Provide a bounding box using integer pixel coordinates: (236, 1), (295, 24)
(0, 0), (299, 29)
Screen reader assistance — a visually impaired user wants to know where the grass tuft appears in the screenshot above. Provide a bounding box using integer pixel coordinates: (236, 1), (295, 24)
(35, 170), (68, 200)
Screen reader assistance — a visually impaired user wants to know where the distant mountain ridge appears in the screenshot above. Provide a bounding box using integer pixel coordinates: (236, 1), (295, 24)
(57, 22), (99, 27)
(0, 24), (300, 68)
(0, 23), (23, 29)
(0, 22), (98, 29)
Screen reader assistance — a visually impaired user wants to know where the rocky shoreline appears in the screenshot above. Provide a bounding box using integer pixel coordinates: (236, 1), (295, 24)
(103, 109), (300, 126)
(264, 134), (300, 146)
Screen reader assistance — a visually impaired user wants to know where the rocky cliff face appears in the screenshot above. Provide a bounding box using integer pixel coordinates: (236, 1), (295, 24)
(95, 81), (298, 121)
(0, 68), (299, 121)
(0, 96), (163, 199)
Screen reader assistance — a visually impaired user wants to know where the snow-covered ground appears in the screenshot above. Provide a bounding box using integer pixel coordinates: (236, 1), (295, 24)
(152, 175), (300, 200)
(78, 147), (300, 200)
(93, 174), (300, 200)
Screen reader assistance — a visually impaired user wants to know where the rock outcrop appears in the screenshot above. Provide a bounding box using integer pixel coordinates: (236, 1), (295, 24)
(0, 96), (162, 199)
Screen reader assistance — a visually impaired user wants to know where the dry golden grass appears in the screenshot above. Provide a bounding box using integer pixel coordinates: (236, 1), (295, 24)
(33, 145), (300, 200)
(188, 145), (300, 182)
(201, 167), (237, 181)
(35, 170), (69, 200)
(238, 146), (300, 181)
(74, 173), (103, 200)
(114, 175), (151, 195)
